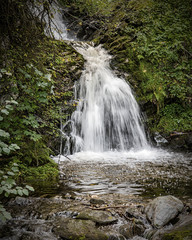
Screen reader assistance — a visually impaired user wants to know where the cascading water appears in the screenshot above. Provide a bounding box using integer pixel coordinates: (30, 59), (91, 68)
(45, 2), (149, 154)
(63, 43), (149, 154)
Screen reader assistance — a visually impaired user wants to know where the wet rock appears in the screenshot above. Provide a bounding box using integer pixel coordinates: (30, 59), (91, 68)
(131, 237), (148, 240)
(119, 222), (145, 239)
(53, 210), (78, 218)
(108, 234), (126, 240)
(154, 132), (168, 147)
(126, 208), (142, 219)
(168, 132), (192, 150)
(19, 232), (57, 240)
(8, 196), (34, 206)
(90, 198), (105, 205)
(145, 195), (184, 228)
(150, 213), (192, 240)
(53, 219), (108, 240)
(161, 216), (192, 240)
(76, 209), (118, 225)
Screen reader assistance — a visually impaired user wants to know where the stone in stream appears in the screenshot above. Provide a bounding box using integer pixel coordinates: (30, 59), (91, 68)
(53, 219), (108, 240)
(145, 195), (184, 228)
(119, 222), (145, 239)
(90, 198), (105, 205)
(76, 209), (118, 225)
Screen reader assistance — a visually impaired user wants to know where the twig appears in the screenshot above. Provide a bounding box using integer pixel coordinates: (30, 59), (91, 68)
(89, 205), (129, 210)
(64, 155), (71, 160)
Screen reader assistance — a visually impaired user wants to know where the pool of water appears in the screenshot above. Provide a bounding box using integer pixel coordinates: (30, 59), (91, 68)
(53, 148), (192, 200)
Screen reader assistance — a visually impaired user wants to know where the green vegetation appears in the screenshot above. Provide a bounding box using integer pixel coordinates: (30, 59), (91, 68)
(0, 1), (83, 182)
(104, 0), (192, 134)
(0, 163), (34, 222)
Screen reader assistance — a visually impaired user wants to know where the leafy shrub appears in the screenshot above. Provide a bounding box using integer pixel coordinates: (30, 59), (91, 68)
(0, 164), (34, 222)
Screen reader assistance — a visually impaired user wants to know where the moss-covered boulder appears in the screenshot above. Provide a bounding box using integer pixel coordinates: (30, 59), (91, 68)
(53, 219), (108, 240)
(76, 209), (118, 225)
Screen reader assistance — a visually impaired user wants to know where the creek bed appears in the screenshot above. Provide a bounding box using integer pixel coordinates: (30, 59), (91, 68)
(1, 148), (192, 240)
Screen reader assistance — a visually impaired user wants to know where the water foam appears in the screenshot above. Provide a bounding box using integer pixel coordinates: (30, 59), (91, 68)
(54, 148), (173, 165)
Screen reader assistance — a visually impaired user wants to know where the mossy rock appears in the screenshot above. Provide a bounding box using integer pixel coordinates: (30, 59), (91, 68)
(162, 222), (192, 240)
(53, 219), (108, 240)
(76, 209), (118, 225)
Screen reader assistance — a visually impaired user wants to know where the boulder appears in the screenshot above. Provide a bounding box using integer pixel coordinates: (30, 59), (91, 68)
(145, 195), (184, 228)
(53, 219), (108, 240)
(76, 209), (118, 225)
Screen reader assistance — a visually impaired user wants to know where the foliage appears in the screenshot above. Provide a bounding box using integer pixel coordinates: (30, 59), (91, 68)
(0, 98), (20, 156)
(59, 0), (121, 17)
(0, 0), (84, 180)
(0, 163), (34, 222)
(157, 104), (192, 133)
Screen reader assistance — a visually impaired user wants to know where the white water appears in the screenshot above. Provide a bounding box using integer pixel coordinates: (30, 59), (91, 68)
(31, 1), (74, 40)
(62, 43), (149, 153)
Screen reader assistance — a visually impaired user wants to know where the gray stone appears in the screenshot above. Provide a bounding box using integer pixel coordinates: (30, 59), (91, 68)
(145, 195), (184, 228)
(76, 209), (118, 225)
(53, 219), (108, 240)
(119, 222), (145, 239)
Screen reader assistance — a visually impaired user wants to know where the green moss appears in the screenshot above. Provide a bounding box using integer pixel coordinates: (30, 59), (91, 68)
(23, 163), (59, 181)
(162, 222), (192, 240)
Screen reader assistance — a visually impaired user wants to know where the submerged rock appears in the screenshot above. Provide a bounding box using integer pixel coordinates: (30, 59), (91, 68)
(145, 195), (184, 228)
(53, 219), (108, 240)
(76, 209), (118, 225)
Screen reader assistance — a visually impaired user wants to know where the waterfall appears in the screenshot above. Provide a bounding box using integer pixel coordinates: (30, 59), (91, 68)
(30, 1), (75, 40)
(63, 43), (149, 153)
(44, 3), (149, 154)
